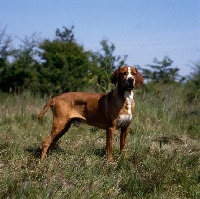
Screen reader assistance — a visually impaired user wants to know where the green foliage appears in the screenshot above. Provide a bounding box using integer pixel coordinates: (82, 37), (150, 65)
(0, 26), (12, 59)
(37, 27), (127, 94)
(0, 33), (41, 93)
(141, 56), (185, 84)
(55, 26), (75, 42)
(184, 60), (200, 102)
(38, 26), (92, 94)
(0, 26), (127, 94)
(90, 39), (127, 92)
(0, 27), (13, 92)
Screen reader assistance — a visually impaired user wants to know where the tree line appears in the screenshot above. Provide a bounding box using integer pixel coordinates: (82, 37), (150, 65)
(0, 26), (199, 100)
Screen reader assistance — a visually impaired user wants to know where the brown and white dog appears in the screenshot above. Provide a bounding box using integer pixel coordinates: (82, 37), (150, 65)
(38, 66), (144, 161)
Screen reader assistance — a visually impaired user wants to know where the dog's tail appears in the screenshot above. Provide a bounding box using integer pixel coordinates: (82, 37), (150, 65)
(38, 97), (57, 120)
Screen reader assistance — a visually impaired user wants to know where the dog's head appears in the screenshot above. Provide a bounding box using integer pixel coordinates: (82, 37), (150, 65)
(111, 66), (144, 90)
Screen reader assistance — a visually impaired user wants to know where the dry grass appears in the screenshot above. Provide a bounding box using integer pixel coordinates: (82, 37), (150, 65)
(0, 86), (200, 198)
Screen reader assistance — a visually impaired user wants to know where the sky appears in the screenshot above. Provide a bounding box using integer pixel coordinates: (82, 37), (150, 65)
(0, 0), (200, 76)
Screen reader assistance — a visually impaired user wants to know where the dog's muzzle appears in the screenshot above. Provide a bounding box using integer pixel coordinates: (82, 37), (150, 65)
(125, 77), (134, 90)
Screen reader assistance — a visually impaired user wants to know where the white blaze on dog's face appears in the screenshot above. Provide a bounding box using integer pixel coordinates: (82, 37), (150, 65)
(127, 67), (133, 78)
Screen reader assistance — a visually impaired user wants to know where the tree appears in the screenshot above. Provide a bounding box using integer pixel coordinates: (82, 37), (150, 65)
(0, 33), (41, 92)
(0, 27), (13, 92)
(141, 56), (185, 84)
(55, 26), (75, 42)
(38, 26), (92, 94)
(0, 27), (12, 59)
(90, 39), (127, 91)
(184, 59), (200, 102)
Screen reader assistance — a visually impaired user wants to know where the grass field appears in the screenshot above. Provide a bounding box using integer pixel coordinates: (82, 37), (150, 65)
(0, 85), (200, 198)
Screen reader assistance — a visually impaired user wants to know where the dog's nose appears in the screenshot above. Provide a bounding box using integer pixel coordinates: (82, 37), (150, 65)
(127, 77), (134, 83)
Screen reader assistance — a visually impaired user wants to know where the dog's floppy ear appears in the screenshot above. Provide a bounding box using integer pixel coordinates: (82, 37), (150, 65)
(111, 68), (120, 85)
(135, 69), (144, 87)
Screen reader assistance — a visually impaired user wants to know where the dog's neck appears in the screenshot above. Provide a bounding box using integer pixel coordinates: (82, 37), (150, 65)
(113, 85), (134, 101)
(124, 90), (134, 100)
(124, 90), (134, 114)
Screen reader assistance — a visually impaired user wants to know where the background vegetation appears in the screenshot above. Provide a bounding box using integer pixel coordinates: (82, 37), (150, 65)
(0, 26), (127, 94)
(0, 26), (200, 198)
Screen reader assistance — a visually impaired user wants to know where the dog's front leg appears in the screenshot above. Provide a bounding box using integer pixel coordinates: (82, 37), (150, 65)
(120, 125), (130, 157)
(106, 127), (115, 161)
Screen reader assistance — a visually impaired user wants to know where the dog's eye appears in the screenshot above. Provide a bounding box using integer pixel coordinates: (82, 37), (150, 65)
(131, 72), (137, 76)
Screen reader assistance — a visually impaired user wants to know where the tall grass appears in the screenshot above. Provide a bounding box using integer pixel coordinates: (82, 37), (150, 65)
(0, 85), (199, 198)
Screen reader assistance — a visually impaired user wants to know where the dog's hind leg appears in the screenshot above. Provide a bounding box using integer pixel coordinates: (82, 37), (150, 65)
(41, 118), (71, 160)
(49, 121), (72, 150)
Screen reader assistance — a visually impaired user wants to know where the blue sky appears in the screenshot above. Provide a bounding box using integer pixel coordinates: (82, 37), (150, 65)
(0, 0), (200, 76)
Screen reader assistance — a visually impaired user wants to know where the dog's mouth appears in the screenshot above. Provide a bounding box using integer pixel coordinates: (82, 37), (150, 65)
(128, 84), (134, 90)
(124, 83), (134, 91)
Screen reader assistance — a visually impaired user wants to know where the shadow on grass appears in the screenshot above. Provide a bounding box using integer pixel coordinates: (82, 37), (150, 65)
(93, 148), (106, 157)
(25, 145), (67, 159)
(25, 146), (42, 159)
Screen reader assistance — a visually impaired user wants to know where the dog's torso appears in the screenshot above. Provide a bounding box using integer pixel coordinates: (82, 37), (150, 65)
(52, 89), (135, 130)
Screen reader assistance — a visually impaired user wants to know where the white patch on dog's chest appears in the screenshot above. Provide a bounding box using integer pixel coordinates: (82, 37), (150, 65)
(117, 114), (132, 127)
(117, 90), (134, 127)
